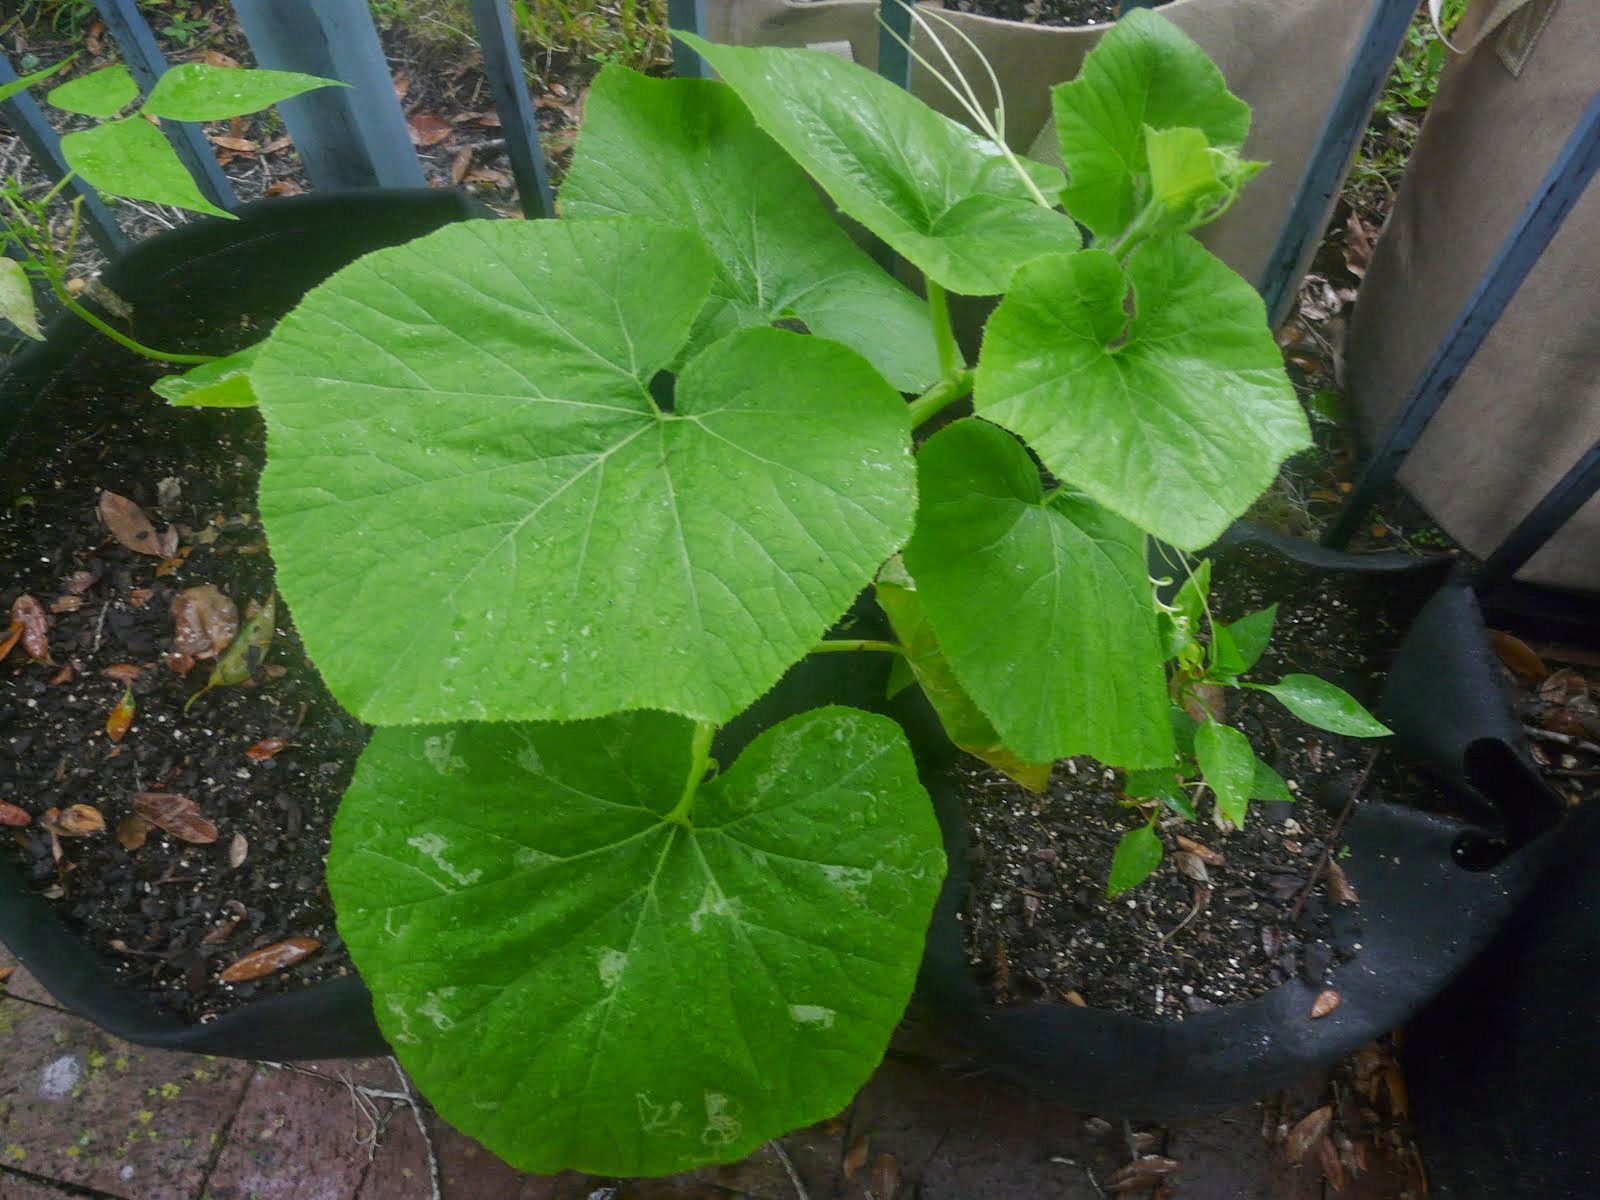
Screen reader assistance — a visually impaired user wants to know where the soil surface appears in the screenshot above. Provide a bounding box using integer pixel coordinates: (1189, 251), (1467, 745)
(949, 0), (1152, 28)
(957, 540), (1454, 1020)
(0, 334), (368, 1022)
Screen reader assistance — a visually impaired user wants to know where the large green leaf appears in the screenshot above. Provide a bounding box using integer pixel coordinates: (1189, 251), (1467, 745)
(47, 64), (138, 117)
(563, 68), (939, 392)
(60, 118), (232, 219)
(329, 706), (944, 1176)
(677, 33), (1079, 296)
(903, 419), (1172, 768)
(975, 237), (1309, 550)
(1052, 7), (1251, 242)
(254, 217), (915, 726)
(875, 562), (1052, 791)
(142, 63), (341, 121)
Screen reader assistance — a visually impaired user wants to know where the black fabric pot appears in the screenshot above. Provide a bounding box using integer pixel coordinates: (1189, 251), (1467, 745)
(904, 527), (1567, 1120)
(0, 189), (489, 1059)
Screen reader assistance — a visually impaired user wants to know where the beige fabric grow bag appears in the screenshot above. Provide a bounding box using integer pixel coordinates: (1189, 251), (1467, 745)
(1345, 0), (1597, 592)
(702, 0), (1371, 283)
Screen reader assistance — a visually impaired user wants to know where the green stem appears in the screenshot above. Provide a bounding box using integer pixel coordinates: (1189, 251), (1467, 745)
(926, 281), (961, 379)
(907, 368), (974, 430)
(810, 638), (906, 657)
(666, 720), (717, 826)
(1103, 198), (1164, 261)
(51, 281), (217, 365)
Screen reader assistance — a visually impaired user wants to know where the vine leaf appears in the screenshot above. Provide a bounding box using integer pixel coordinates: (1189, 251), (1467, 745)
(153, 344), (261, 408)
(564, 68), (940, 391)
(1249, 675), (1392, 738)
(47, 64), (138, 118)
(329, 706), (944, 1177)
(903, 419), (1173, 769)
(254, 218), (915, 727)
(976, 237), (1309, 550)
(142, 63), (342, 122)
(1194, 719), (1254, 827)
(61, 118), (232, 219)
(677, 33), (1080, 295)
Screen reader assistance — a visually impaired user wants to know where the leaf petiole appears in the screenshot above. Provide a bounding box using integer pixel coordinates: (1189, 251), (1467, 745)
(906, 368), (974, 430)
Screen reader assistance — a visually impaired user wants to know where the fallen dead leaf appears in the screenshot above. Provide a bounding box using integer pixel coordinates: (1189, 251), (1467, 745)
(1491, 630), (1551, 681)
(11, 595), (51, 662)
(48, 664), (73, 685)
(843, 1135), (870, 1180)
(868, 1152), (900, 1200)
(202, 899), (248, 945)
(101, 663), (142, 684)
(65, 568), (96, 594)
(0, 622), (21, 663)
(1103, 1155), (1181, 1190)
(392, 73), (411, 101)
(1342, 211), (1375, 280)
(106, 688), (136, 742)
(1318, 1135), (1347, 1192)
(186, 593), (274, 712)
(229, 832), (248, 868)
(1540, 668), (1588, 703)
(48, 804), (106, 836)
(116, 813), (150, 851)
(450, 145), (472, 185)
(0, 965), (13, 986)
(208, 135), (258, 153)
(0, 802), (31, 827)
(263, 180), (305, 197)
(259, 135), (293, 154)
(1285, 1105), (1332, 1162)
(163, 650), (197, 677)
(132, 793), (219, 844)
(204, 49), (240, 68)
(1311, 989), (1341, 1019)
(1327, 860), (1360, 905)
(245, 737), (288, 762)
(99, 490), (164, 557)
(407, 113), (453, 146)
(1173, 850), (1210, 884)
(219, 937), (320, 983)
(172, 584), (238, 659)
(129, 588), (154, 608)
(1175, 834), (1224, 865)
(49, 595), (84, 613)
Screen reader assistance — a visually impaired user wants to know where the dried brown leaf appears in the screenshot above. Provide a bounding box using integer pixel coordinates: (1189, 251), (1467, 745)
(204, 50), (240, 68)
(0, 623), (22, 663)
(133, 792), (218, 844)
(106, 687), (136, 742)
(163, 651), (197, 677)
(263, 180), (305, 198)
(392, 73), (411, 101)
(1173, 850), (1210, 884)
(208, 135), (258, 153)
(1491, 630), (1550, 681)
(0, 802), (32, 827)
(1285, 1105), (1332, 1162)
(1540, 669), (1588, 703)
(48, 664), (73, 685)
(101, 663), (142, 684)
(843, 1135), (870, 1180)
(1318, 1135), (1346, 1192)
(1174, 834), (1224, 865)
(0, 964), (14, 986)
(50, 595), (83, 614)
(245, 737), (288, 762)
(1311, 989), (1341, 1019)
(172, 584), (238, 659)
(1327, 860), (1359, 905)
(407, 113), (453, 147)
(1103, 1155), (1181, 1189)
(228, 832), (248, 868)
(219, 937), (320, 983)
(868, 1152), (900, 1200)
(49, 804), (105, 836)
(11, 595), (51, 663)
(201, 900), (248, 945)
(450, 145), (472, 185)
(116, 813), (150, 851)
(99, 490), (164, 557)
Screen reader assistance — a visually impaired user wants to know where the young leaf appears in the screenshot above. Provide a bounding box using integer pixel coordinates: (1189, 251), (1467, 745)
(1052, 8), (1251, 241)
(1143, 125), (1266, 236)
(253, 218), (916, 727)
(676, 33), (1080, 295)
(1122, 768), (1196, 820)
(975, 238), (1309, 550)
(563, 69), (940, 392)
(0, 258), (43, 341)
(1250, 756), (1294, 804)
(903, 420), (1173, 769)
(1108, 820), (1163, 899)
(1172, 558), (1211, 631)
(61, 118), (233, 219)
(1250, 675), (1392, 738)
(47, 64), (138, 117)
(1216, 604), (1276, 676)
(152, 343), (260, 407)
(1194, 719), (1254, 827)
(876, 572), (1052, 791)
(142, 64), (342, 121)
(0, 57), (76, 106)
(328, 706), (945, 1176)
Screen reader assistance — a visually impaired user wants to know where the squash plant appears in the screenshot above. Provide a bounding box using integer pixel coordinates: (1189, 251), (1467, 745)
(238, 8), (1383, 1178)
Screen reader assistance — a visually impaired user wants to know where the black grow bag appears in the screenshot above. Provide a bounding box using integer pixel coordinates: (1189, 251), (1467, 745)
(0, 189), (491, 1059)
(901, 526), (1569, 1119)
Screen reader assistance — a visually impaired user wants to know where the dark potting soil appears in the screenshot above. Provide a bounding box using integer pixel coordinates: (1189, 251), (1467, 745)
(958, 542), (1457, 1020)
(0, 339), (368, 1023)
(948, 0), (1161, 29)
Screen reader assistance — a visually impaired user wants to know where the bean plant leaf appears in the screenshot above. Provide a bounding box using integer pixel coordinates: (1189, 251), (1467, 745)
(903, 419), (1172, 768)
(563, 68), (939, 392)
(1251, 756), (1294, 804)
(142, 63), (341, 121)
(1108, 820), (1163, 898)
(1195, 718), (1254, 826)
(1215, 604), (1276, 677)
(875, 568), (1052, 792)
(254, 218), (915, 727)
(1122, 767), (1195, 820)
(1052, 8), (1251, 241)
(47, 64), (138, 117)
(1250, 674), (1392, 738)
(0, 58), (75, 105)
(61, 118), (232, 219)
(975, 237), (1309, 549)
(677, 33), (1080, 296)
(153, 343), (260, 407)
(329, 706), (945, 1177)
(0, 258), (42, 341)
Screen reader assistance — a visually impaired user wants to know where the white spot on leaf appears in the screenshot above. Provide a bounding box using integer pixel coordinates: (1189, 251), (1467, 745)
(407, 832), (482, 886)
(423, 731), (465, 775)
(599, 949), (627, 988)
(688, 880), (741, 933)
(702, 1092), (741, 1146)
(636, 1092), (686, 1135)
(417, 988), (457, 1031)
(788, 1004), (836, 1028)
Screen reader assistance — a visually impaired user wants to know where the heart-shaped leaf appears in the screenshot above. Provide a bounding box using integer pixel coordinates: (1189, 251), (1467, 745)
(61, 118), (232, 219)
(329, 706), (944, 1176)
(975, 237), (1309, 550)
(563, 68), (939, 392)
(254, 218), (915, 726)
(903, 419), (1172, 768)
(142, 63), (341, 121)
(47, 64), (138, 117)
(677, 34), (1079, 295)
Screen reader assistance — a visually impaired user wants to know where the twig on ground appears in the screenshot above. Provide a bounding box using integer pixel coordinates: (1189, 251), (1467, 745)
(1525, 725), (1600, 757)
(1291, 748), (1380, 922)
(392, 1057), (443, 1200)
(1051, 1155), (1108, 1199)
(769, 1139), (810, 1200)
